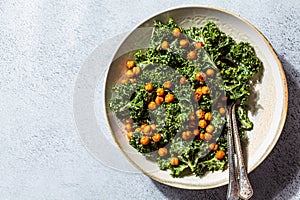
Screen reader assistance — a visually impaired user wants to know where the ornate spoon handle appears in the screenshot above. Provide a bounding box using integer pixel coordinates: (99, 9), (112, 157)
(232, 103), (254, 200)
(225, 104), (239, 200)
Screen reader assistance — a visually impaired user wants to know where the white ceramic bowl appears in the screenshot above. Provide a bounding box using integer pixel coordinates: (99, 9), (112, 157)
(104, 6), (288, 189)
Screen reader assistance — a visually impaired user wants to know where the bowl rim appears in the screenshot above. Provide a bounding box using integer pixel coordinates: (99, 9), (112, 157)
(103, 5), (288, 189)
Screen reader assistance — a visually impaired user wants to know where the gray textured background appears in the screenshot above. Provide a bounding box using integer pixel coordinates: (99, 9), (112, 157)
(0, 0), (299, 199)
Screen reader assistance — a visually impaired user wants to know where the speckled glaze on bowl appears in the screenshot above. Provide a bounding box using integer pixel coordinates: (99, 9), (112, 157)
(104, 6), (288, 189)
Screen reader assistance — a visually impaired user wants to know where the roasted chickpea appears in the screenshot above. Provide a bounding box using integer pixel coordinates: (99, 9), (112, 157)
(158, 147), (168, 157)
(209, 143), (216, 150)
(126, 60), (135, 69)
(204, 112), (212, 121)
(165, 94), (174, 103)
(142, 125), (151, 135)
(215, 150), (226, 160)
(187, 50), (197, 60)
(182, 131), (192, 140)
(193, 129), (200, 136)
(161, 41), (169, 50)
(213, 144), (219, 151)
(156, 88), (164, 96)
(172, 28), (181, 37)
(127, 132), (134, 140)
(180, 77), (186, 84)
(155, 96), (164, 105)
(125, 123), (133, 132)
(152, 133), (162, 142)
(170, 157), (179, 166)
(219, 107), (226, 115)
(126, 70), (134, 78)
(140, 136), (150, 145)
(204, 133), (213, 141)
(129, 78), (137, 83)
(206, 68), (215, 77)
(141, 124), (147, 129)
(121, 78), (129, 84)
(179, 39), (189, 48)
(198, 119), (207, 128)
(196, 109), (205, 119)
(201, 86), (210, 94)
(133, 66), (141, 76)
(195, 72), (206, 83)
(199, 133), (205, 140)
(163, 81), (172, 89)
(194, 41), (203, 49)
(145, 83), (153, 91)
(206, 124), (215, 133)
(148, 101), (156, 110)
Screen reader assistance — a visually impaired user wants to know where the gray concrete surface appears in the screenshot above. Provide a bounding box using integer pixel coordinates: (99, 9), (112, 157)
(0, 0), (299, 199)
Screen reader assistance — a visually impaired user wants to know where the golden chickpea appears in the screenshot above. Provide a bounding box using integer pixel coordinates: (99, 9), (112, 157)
(204, 112), (212, 121)
(163, 81), (172, 89)
(193, 129), (200, 136)
(209, 143), (216, 150)
(155, 96), (164, 105)
(133, 66), (141, 76)
(141, 124), (147, 129)
(145, 83), (153, 91)
(170, 157), (179, 166)
(150, 124), (156, 131)
(158, 147), (168, 157)
(201, 86), (210, 94)
(206, 68), (215, 77)
(187, 50), (197, 60)
(196, 109), (205, 119)
(172, 28), (181, 37)
(121, 78), (129, 84)
(148, 101), (156, 110)
(127, 132), (134, 140)
(194, 41), (203, 50)
(125, 123), (133, 132)
(213, 144), (219, 151)
(179, 39), (189, 48)
(126, 60), (135, 69)
(156, 88), (164, 96)
(182, 131), (192, 140)
(204, 133), (213, 141)
(195, 87), (202, 95)
(206, 124), (215, 133)
(142, 125), (151, 135)
(199, 133), (205, 140)
(140, 136), (150, 145)
(165, 94), (174, 103)
(129, 78), (137, 83)
(195, 72), (206, 83)
(180, 77), (186, 84)
(198, 119), (207, 128)
(219, 107), (226, 115)
(152, 133), (162, 142)
(215, 150), (226, 160)
(161, 41), (169, 50)
(125, 70), (134, 78)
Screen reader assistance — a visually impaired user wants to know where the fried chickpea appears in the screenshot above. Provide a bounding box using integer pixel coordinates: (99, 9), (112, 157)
(194, 41), (203, 49)
(133, 66), (141, 76)
(161, 41), (169, 50)
(125, 70), (134, 78)
(170, 157), (179, 166)
(165, 94), (174, 103)
(156, 88), (164, 96)
(196, 109), (205, 119)
(187, 50), (197, 60)
(204, 112), (212, 121)
(215, 150), (226, 160)
(209, 143), (216, 150)
(182, 131), (192, 140)
(172, 28), (181, 37)
(121, 78), (129, 84)
(195, 72), (206, 83)
(125, 123), (133, 132)
(127, 132), (134, 140)
(219, 107), (226, 115)
(193, 129), (200, 136)
(163, 81), (172, 89)
(145, 83), (153, 91)
(199, 133), (205, 140)
(204, 133), (213, 141)
(140, 136), (150, 145)
(206, 124), (215, 133)
(152, 133), (162, 142)
(206, 68), (215, 77)
(155, 96), (164, 105)
(201, 86), (210, 94)
(180, 77), (186, 84)
(129, 78), (137, 83)
(148, 101), (156, 110)
(126, 60), (135, 69)
(195, 87), (202, 95)
(179, 39), (189, 48)
(198, 119), (207, 128)
(158, 147), (168, 157)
